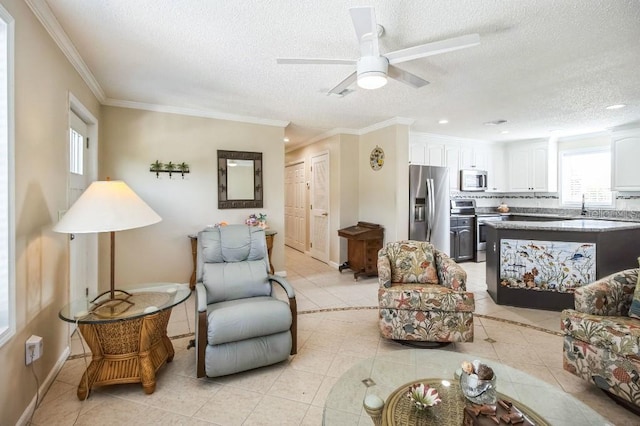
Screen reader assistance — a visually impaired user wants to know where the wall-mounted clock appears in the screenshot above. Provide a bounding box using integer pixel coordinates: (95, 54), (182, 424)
(369, 146), (385, 171)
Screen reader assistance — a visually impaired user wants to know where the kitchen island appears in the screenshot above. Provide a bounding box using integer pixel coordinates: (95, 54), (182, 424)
(486, 219), (640, 310)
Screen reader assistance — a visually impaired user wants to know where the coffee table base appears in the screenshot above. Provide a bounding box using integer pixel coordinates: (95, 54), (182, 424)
(76, 309), (174, 400)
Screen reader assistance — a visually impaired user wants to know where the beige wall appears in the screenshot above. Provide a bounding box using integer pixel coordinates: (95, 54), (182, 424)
(359, 124), (410, 244)
(285, 133), (361, 266)
(0, 0), (101, 424)
(285, 126), (409, 266)
(285, 135), (339, 263)
(99, 106), (286, 288)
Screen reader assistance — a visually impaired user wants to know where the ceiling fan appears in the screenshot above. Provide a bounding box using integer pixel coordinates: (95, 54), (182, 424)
(277, 6), (480, 95)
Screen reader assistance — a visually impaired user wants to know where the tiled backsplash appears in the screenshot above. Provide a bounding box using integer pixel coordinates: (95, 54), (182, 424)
(452, 192), (640, 221)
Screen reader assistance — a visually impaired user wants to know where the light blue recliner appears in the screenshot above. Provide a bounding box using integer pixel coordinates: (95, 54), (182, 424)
(195, 225), (297, 378)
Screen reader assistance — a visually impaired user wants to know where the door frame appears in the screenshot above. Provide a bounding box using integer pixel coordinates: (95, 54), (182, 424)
(310, 151), (330, 263)
(67, 93), (98, 315)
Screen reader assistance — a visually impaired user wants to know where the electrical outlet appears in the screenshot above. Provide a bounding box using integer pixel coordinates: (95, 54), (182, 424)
(25, 335), (43, 365)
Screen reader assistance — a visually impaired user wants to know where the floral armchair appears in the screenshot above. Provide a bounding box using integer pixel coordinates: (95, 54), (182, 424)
(377, 241), (475, 342)
(561, 268), (640, 409)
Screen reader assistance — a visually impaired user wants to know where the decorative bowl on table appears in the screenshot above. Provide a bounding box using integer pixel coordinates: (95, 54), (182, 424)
(406, 383), (441, 410)
(459, 360), (497, 404)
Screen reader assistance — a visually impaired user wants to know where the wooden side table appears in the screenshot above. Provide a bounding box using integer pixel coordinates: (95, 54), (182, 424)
(59, 284), (191, 400)
(189, 229), (276, 289)
(338, 222), (384, 280)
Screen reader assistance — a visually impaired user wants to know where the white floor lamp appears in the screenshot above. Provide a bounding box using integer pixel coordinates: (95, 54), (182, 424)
(53, 180), (162, 310)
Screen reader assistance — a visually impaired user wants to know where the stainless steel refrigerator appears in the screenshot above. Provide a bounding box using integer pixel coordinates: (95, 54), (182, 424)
(409, 165), (450, 255)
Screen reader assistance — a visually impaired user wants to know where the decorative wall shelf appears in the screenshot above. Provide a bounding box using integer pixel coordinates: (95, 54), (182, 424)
(150, 161), (190, 179)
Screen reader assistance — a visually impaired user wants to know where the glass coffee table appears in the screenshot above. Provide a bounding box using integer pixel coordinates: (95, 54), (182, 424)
(323, 349), (610, 425)
(59, 283), (191, 400)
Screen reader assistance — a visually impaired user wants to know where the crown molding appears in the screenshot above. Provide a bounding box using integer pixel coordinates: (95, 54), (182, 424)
(104, 98), (290, 128)
(410, 131), (494, 145)
(26, 0), (106, 102)
(359, 117), (415, 135)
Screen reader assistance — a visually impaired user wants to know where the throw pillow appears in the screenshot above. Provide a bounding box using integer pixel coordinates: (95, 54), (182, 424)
(628, 257), (640, 319)
(390, 241), (439, 284)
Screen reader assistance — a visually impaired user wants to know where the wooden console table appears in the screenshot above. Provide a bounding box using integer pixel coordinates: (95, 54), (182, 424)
(58, 284), (191, 399)
(189, 229), (276, 289)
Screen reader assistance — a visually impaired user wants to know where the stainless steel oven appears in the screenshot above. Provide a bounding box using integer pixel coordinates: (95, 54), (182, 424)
(475, 214), (504, 262)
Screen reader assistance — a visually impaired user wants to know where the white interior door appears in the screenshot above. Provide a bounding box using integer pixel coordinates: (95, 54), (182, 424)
(284, 162), (305, 252)
(67, 104), (98, 319)
(310, 153), (329, 263)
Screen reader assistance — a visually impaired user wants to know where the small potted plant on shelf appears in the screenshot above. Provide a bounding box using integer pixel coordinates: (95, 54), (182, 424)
(150, 160), (163, 178)
(177, 162), (190, 178)
(164, 161), (176, 178)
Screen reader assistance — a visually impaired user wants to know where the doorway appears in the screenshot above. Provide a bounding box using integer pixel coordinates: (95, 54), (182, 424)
(67, 94), (98, 320)
(284, 161), (305, 252)
(310, 152), (330, 263)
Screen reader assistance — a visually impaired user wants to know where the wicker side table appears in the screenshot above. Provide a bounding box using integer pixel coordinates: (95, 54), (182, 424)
(59, 284), (191, 400)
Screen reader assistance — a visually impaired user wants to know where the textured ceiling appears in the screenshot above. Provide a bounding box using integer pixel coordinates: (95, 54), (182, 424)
(37, 0), (640, 148)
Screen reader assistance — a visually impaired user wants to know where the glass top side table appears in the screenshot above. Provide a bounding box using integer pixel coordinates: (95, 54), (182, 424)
(59, 283), (191, 399)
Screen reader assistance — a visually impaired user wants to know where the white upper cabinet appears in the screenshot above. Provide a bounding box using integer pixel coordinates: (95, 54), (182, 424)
(487, 146), (506, 192)
(409, 133), (496, 191)
(409, 135), (445, 166)
(445, 145), (461, 190)
(460, 145), (489, 171)
(611, 127), (640, 191)
(506, 139), (557, 192)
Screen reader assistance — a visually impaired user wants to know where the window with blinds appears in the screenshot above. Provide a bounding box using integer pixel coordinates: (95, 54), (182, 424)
(560, 147), (613, 207)
(0, 6), (14, 347)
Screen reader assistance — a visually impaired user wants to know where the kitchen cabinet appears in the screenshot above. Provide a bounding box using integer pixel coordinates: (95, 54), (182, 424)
(409, 133), (498, 192)
(460, 145), (489, 170)
(409, 140), (445, 166)
(445, 146), (460, 190)
(450, 216), (474, 262)
(611, 127), (640, 191)
(487, 146), (506, 192)
(507, 140), (557, 192)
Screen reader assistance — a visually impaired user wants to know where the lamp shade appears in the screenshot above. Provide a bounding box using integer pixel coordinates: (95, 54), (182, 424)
(53, 180), (162, 234)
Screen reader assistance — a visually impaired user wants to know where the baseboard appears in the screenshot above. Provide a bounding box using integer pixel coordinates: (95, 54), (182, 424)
(328, 260), (340, 270)
(16, 346), (70, 426)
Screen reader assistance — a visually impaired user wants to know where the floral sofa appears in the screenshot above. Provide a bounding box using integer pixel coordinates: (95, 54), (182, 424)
(561, 268), (640, 408)
(377, 241), (475, 342)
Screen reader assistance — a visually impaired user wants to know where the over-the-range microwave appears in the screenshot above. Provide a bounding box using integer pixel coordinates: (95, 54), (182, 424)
(460, 169), (488, 191)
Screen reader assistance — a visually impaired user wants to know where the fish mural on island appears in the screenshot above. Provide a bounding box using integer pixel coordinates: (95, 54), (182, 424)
(499, 239), (596, 292)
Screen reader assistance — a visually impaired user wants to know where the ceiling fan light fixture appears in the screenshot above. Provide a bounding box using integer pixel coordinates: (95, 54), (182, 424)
(356, 56), (388, 90)
(357, 72), (387, 89)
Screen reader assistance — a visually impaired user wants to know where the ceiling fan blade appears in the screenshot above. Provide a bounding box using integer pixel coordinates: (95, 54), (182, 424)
(349, 6), (380, 57)
(277, 58), (357, 65)
(388, 65), (430, 88)
(328, 72), (357, 95)
(386, 33), (480, 65)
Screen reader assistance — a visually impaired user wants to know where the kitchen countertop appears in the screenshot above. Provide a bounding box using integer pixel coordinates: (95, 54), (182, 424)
(487, 218), (640, 232)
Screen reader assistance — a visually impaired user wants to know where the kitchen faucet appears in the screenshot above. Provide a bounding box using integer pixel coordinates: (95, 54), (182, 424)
(581, 194), (587, 216)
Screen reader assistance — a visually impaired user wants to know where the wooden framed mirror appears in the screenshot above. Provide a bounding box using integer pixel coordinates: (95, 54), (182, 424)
(217, 150), (263, 209)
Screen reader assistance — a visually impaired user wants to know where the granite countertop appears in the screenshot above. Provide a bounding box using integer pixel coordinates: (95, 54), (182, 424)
(488, 218), (640, 232)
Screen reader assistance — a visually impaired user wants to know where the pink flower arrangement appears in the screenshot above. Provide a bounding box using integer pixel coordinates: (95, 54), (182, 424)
(407, 383), (441, 410)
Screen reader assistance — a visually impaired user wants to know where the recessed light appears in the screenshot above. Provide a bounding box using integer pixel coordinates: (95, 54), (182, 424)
(438, 119), (449, 124)
(605, 104), (626, 110)
(283, 137), (290, 142)
(501, 130), (509, 134)
(483, 120), (507, 126)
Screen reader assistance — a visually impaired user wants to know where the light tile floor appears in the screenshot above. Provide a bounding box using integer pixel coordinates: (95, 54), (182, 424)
(30, 248), (638, 425)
